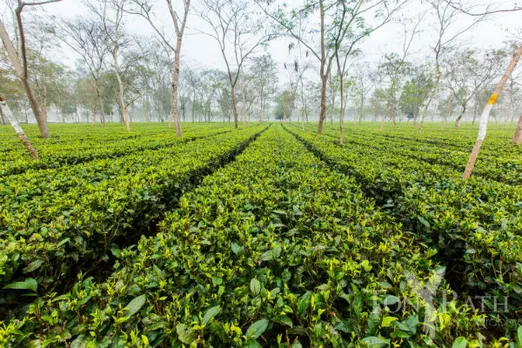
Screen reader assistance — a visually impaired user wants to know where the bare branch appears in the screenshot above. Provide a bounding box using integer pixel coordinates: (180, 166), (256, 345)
(20, 0), (62, 7)
(445, 0), (522, 16)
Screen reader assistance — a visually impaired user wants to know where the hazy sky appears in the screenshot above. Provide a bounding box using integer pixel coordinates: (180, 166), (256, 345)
(2, 0), (522, 83)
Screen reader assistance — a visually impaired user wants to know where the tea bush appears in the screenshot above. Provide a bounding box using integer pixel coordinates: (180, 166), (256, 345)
(0, 124), (265, 306)
(286, 123), (522, 342)
(1, 125), (502, 347)
(0, 123), (236, 176)
(1, 123), (520, 346)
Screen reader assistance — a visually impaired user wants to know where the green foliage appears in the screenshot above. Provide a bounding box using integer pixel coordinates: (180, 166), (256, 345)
(274, 90), (295, 120)
(0, 123), (520, 346)
(0, 123), (265, 304)
(399, 70), (433, 120)
(3, 278), (37, 292)
(287, 122), (522, 345)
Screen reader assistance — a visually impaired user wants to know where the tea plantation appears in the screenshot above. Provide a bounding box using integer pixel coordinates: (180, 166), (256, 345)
(1, 123), (522, 347)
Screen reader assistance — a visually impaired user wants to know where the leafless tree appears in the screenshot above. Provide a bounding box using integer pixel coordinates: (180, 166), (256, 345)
(257, 0), (405, 135)
(59, 17), (111, 126)
(417, 0), (485, 133)
(246, 54), (278, 122)
(443, 48), (502, 129)
(380, 18), (422, 128)
(127, 0), (190, 136)
(198, 0), (269, 129)
(0, 0), (62, 138)
(84, 0), (136, 131)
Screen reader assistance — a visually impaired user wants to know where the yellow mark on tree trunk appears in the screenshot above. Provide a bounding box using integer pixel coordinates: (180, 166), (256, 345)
(488, 93), (499, 105)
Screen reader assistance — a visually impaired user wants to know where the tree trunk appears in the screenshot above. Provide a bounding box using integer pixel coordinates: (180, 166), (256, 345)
(318, 75), (327, 134)
(464, 44), (522, 179)
(145, 100), (151, 122)
(116, 78), (130, 131)
(338, 71), (344, 145)
(441, 92), (453, 124)
(387, 79), (397, 126)
(317, 2), (327, 135)
(191, 94), (196, 123)
(22, 78), (49, 137)
(41, 85), (48, 123)
(170, 31), (183, 136)
(418, 61), (441, 134)
(95, 85), (106, 127)
(0, 18), (49, 138)
(114, 58), (130, 132)
(181, 102), (186, 122)
(100, 105), (106, 127)
(231, 85), (239, 128)
(260, 87), (265, 122)
(513, 114), (522, 145)
(0, 107), (5, 124)
(455, 105), (466, 130)
(111, 9), (130, 132)
(91, 102), (97, 125)
(242, 84), (247, 128)
(472, 97), (479, 125)
(0, 98), (39, 159)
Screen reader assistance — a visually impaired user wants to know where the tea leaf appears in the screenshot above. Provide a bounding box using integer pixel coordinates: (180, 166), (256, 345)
(124, 294), (146, 318)
(250, 278), (261, 296)
(4, 278), (38, 292)
(246, 319), (269, 339)
(203, 305), (221, 325)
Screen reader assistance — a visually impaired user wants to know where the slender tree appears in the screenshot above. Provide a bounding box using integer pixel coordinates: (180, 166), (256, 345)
(257, 0), (405, 134)
(247, 54), (278, 122)
(514, 114), (522, 144)
(463, 44), (522, 179)
(59, 17), (112, 126)
(443, 48), (502, 129)
(0, 94), (39, 159)
(0, 0), (62, 138)
(128, 0), (190, 136)
(417, 0), (485, 133)
(199, 0), (269, 129)
(85, 0), (136, 131)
